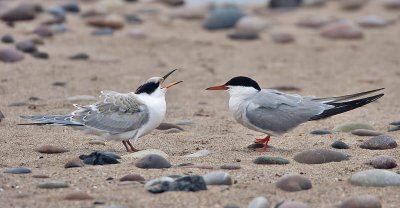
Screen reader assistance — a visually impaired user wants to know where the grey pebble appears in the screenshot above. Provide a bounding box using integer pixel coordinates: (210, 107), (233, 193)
(368, 155), (397, 169)
(135, 154), (171, 169)
(37, 180), (69, 189)
(4, 167), (32, 174)
(248, 196), (269, 208)
(276, 174), (312, 192)
(351, 129), (382, 136)
(339, 194), (381, 208)
(0, 48), (24, 63)
(390, 120), (400, 126)
(175, 120), (193, 126)
(359, 135), (398, 150)
(1, 34), (14, 43)
(202, 171), (232, 185)
(69, 53), (89, 60)
(32, 51), (49, 59)
(16, 40), (37, 53)
(203, 5), (245, 30)
(388, 126), (400, 132)
(331, 140), (350, 149)
(220, 163), (241, 170)
(145, 175), (207, 193)
(310, 129), (332, 135)
(253, 156), (289, 165)
(294, 149), (349, 164)
(224, 203), (240, 208)
(350, 169), (400, 187)
(92, 27), (114, 36)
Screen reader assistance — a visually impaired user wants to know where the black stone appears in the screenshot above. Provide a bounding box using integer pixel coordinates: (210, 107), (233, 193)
(69, 53), (89, 60)
(254, 156), (289, 165)
(79, 151), (120, 165)
(269, 0), (302, 9)
(62, 2), (80, 13)
(331, 140), (350, 149)
(32, 51), (49, 59)
(1, 34), (14, 43)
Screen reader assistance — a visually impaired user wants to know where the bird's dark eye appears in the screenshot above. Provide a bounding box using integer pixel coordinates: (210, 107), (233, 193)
(135, 81), (160, 94)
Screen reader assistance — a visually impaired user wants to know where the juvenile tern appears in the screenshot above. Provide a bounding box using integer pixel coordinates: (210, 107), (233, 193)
(20, 69), (182, 152)
(206, 76), (384, 152)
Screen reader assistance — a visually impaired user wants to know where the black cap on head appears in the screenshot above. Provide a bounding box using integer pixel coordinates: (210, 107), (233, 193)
(225, 76), (261, 91)
(135, 81), (160, 94)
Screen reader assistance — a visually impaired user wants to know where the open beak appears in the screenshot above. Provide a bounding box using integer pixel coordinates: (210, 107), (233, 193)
(163, 81), (183, 89)
(205, 85), (229, 90)
(162, 69), (178, 80)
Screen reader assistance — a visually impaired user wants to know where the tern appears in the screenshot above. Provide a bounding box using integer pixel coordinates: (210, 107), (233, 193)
(206, 76), (384, 152)
(20, 69), (182, 152)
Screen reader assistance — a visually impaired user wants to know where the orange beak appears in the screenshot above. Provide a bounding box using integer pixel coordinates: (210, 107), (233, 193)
(205, 85), (229, 90)
(163, 81), (183, 89)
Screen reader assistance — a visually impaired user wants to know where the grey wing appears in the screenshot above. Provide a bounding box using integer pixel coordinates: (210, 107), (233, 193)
(245, 90), (331, 134)
(71, 92), (149, 134)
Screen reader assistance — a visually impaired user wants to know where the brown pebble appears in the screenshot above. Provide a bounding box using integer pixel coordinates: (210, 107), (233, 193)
(119, 174), (145, 182)
(339, 194), (381, 208)
(368, 155), (397, 169)
(321, 21), (363, 39)
(271, 32), (295, 44)
(86, 16), (124, 30)
(64, 192), (94, 201)
(276, 174), (312, 192)
(35, 145), (68, 154)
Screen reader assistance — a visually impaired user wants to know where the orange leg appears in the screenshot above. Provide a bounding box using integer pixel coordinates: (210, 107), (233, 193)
(254, 135), (270, 152)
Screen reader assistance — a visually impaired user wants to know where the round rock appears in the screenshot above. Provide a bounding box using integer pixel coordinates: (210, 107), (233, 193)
(203, 5), (245, 30)
(4, 167), (32, 174)
(294, 149), (349, 164)
(120, 174), (145, 182)
(248, 196), (270, 208)
(359, 135), (398, 150)
(331, 140), (350, 149)
(321, 21), (364, 40)
(202, 171), (232, 185)
(1, 34), (14, 43)
(254, 156), (289, 165)
(278, 201), (309, 208)
(350, 169), (400, 187)
(368, 155), (397, 169)
(35, 145), (68, 154)
(333, 122), (373, 132)
(0, 48), (24, 63)
(271, 32), (295, 44)
(135, 154), (171, 169)
(351, 129), (382, 136)
(1, 3), (42, 22)
(16, 40), (37, 53)
(229, 16), (268, 40)
(276, 174), (312, 192)
(339, 195), (381, 208)
(37, 180), (69, 189)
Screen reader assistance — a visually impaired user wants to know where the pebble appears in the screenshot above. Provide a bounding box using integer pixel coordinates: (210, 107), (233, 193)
(253, 156), (289, 165)
(160, 0), (184, 6)
(37, 180), (69, 189)
(225, 203), (240, 208)
(135, 154), (171, 169)
(357, 16), (388, 28)
(79, 151), (120, 165)
(120, 174), (145, 182)
(92, 28), (114, 36)
(390, 120), (400, 126)
(1, 34), (14, 43)
(368, 155), (397, 169)
(228, 16), (268, 40)
(125, 15), (143, 24)
(87, 16), (124, 30)
(64, 192), (94, 200)
(65, 159), (85, 168)
(333, 122), (373, 132)
(388, 126), (400, 132)
(271, 32), (295, 44)
(350, 169), (400, 187)
(203, 5), (245, 30)
(175, 120), (193, 126)
(310, 129), (332, 135)
(384, 0), (400, 10)
(52, 81), (66, 86)
(33, 25), (53, 38)
(157, 123), (184, 131)
(67, 95), (97, 102)
(50, 24), (69, 34)
(170, 5), (208, 20)
(32, 174), (50, 178)
(339, 195), (381, 208)
(1, 3), (42, 22)
(128, 28), (146, 39)
(351, 129), (382, 136)
(220, 164), (241, 170)
(269, 0), (302, 9)
(4, 167), (32, 174)
(340, 0), (367, 11)
(331, 140), (350, 149)
(0, 48), (24, 63)
(183, 149), (211, 158)
(145, 176), (207, 193)
(62, 2), (80, 13)
(303, 0), (327, 7)
(16, 40), (37, 53)
(276, 174), (312, 192)
(294, 149), (350, 164)
(202, 171), (232, 185)
(123, 149), (168, 159)
(277, 201), (309, 208)
(47, 6), (65, 18)
(0, 111), (4, 122)
(321, 21), (364, 40)
(35, 145), (68, 154)
(359, 135), (398, 150)
(248, 196), (270, 208)
(69, 53), (90, 60)
(296, 16), (335, 29)
(88, 140), (106, 145)
(32, 51), (49, 60)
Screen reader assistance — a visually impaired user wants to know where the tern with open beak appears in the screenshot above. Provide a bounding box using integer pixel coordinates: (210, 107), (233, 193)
(20, 69), (182, 152)
(206, 76), (384, 152)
